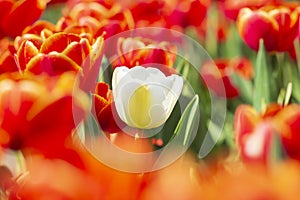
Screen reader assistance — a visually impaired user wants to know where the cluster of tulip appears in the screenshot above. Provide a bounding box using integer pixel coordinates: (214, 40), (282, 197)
(0, 0), (300, 199)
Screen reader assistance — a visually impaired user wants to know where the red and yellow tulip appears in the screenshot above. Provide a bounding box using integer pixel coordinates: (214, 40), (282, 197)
(237, 3), (300, 52)
(234, 103), (300, 162)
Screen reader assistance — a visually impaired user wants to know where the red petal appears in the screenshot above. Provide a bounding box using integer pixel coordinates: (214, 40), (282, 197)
(40, 33), (81, 54)
(241, 122), (274, 163)
(97, 103), (125, 133)
(2, 0), (47, 37)
(95, 82), (110, 100)
(237, 8), (278, 51)
(17, 40), (39, 70)
(234, 105), (261, 147)
(27, 96), (78, 151)
(62, 38), (91, 66)
(273, 104), (300, 161)
(0, 51), (18, 74)
(0, 0), (13, 37)
(22, 20), (57, 35)
(25, 53), (80, 76)
(14, 33), (43, 50)
(93, 94), (109, 115)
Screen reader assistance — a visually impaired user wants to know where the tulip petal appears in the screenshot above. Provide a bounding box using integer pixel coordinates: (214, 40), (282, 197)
(2, 0), (47, 37)
(237, 8), (278, 51)
(62, 38), (91, 66)
(25, 53), (81, 76)
(40, 33), (81, 54)
(17, 40), (39, 70)
(112, 66), (183, 129)
(234, 104), (261, 146)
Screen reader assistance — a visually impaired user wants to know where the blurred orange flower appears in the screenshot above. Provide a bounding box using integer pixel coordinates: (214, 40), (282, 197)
(202, 160), (300, 200)
(7, 156), (104, 200)
(237, 3), (300, 52)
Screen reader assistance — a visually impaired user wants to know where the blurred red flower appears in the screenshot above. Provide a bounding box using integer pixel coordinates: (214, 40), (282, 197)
(0, 0), (48, 38)
(0, 38), (18, 74)
(234, 103), (300, 163)
(165, 0), (211, 30)
(237, 3), (300, 52)
(57, 1), (134, 39)
(218, 0), (281, 21)
(201, 58), (254, 98)
(0, 72), (89, 167)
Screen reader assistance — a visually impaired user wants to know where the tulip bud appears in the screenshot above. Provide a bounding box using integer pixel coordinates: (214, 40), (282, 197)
(112, 66), (183, 129)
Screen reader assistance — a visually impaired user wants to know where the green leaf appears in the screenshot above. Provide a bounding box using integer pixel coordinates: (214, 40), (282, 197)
(173, 95), (200, 147)
(286, 59), (300, 103)
(253, 39), (271, 111)
(41, 3), (64, 24)
(232, 73), (253, 104)
(222, 24), (243, 58)
(294, 39), (300, 74)
(268, 132), (286, 165)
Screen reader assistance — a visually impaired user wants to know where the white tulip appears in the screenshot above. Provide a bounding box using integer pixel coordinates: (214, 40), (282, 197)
(112, 66), (183, 129)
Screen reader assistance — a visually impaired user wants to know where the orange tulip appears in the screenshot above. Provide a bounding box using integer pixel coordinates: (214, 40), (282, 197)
(237, 3), (300, 52)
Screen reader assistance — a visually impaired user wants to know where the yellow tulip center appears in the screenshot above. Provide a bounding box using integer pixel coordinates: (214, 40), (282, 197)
(128, 85), (151, 128)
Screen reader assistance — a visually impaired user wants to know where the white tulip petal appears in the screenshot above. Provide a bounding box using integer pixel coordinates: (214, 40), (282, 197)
(112, 66), (183, 129)
(149, 104), (167, 128)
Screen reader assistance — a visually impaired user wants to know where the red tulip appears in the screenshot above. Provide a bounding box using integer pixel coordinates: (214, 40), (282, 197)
(14, 32), (104, 76)
(0, 72), (89, 167)
(111, 37), (177, 76)
(237, 3), (300, 52)
(56, 2), (134, 39)
(273, 104), (300, 161)
(218, 0), (280, 21)
(165, 0), (211, 29)
(201, 58), (254, 98)
(234, 103), (300, 163)
(93, 82), (125, 133)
